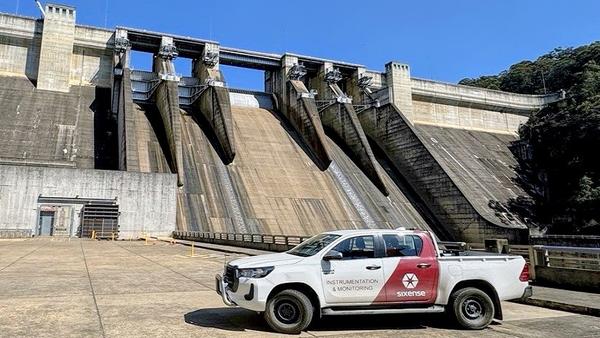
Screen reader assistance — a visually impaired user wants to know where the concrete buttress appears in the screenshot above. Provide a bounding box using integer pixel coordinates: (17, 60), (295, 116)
(192, 43), (235, 164)
(315, 64), (388, 195)
(153, 36), (184, 186)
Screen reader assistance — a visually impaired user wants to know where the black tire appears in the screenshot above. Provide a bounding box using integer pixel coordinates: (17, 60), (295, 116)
(449, 287), (495, 330)
(264, 289), (314, 334)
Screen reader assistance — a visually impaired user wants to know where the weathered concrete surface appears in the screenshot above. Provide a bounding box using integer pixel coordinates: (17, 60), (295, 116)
(320, 101), (388, 195)
(0, 165), (177, 237)
(410, 77), (565, 117)
(194, 85), (236, 164)
(153, 53), (184, 186)
(0, 9), (565, 243)
(192, 44), (236, 164)
(412, 99), (529, 135)
(36, 4), (75, 92)
(533, 267), (600, 292)
(1, 239), (598, 338)
(128, 103), (172, 173)
(359, 104), (527, 242)
(176, 102), (430, 235)
(0, 12), (113, 87)
(285, 80), (332, 169)
(386, 62), (415, 122)
(415, 124), (526, 227)
(0, 18), (42, 80)
(153, 79), (184, 185)
(0, 76), (105, 169)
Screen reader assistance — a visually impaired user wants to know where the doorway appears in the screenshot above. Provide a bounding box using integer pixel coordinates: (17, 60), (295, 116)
(38, 211), (55, 236)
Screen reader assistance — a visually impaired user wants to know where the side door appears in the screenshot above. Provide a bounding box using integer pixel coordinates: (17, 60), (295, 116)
(320, 235), (385, 305)
(378, 233), (439, 304)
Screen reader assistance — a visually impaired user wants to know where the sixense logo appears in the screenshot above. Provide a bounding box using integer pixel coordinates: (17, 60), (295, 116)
(396, 273), (426, 298)
(402, 273), (418, 288)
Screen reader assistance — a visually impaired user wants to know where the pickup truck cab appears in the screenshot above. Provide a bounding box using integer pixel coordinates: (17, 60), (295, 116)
(216, 229), (531, 334)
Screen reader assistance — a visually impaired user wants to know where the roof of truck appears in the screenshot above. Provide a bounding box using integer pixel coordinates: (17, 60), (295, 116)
(323, 228), (426, 236)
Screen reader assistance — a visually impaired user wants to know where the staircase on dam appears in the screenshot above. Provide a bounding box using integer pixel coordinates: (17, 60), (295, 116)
(0, 6), (565, 242)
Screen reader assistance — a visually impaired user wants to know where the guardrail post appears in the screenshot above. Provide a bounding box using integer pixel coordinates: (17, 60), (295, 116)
(528, 246), (537, 280)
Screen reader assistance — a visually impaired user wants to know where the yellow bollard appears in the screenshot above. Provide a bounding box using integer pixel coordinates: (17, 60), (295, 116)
(189, 242), (195, 257)
(91, 230), (96, 240)
(111, 232), (115, 241)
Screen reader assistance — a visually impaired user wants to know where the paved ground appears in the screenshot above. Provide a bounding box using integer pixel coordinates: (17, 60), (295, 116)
(0, 239), (599, 338)
(522, 285), (600, 316)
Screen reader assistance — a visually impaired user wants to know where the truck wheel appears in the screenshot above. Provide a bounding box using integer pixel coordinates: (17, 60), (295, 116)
(264, 289), (314, 334)
(449, 287), (494, 330)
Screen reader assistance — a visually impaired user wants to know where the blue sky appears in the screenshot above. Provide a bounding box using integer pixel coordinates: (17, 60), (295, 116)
(2, 1), (599, 90)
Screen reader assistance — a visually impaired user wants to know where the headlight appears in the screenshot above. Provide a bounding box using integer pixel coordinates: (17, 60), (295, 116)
(237, 266), (274, 278)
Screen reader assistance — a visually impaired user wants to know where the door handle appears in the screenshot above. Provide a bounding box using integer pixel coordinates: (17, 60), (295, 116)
(366, 265), (381, 270)
(417, 263), (431, 269)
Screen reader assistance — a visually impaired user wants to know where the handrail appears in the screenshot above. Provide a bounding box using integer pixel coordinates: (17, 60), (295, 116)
(530, 245), (600, 271)
(172, 231), (311, 249)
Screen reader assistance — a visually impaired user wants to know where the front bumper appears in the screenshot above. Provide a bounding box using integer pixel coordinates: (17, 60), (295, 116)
(215, 274), (269, 312)
(521, 285), (533, 299)
(215, 274), (235, 306)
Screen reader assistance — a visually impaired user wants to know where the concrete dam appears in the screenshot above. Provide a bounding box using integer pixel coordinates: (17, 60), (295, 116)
(0, 4), (565, 243)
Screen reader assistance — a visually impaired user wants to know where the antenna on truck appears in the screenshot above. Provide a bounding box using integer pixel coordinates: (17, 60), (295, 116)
(34, 1), (45, 18)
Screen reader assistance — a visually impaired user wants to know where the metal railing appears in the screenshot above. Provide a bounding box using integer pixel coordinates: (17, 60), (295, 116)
(172, 231), (311, 251)
(531, 245), (600, 271)
(530, 235), (600, 248)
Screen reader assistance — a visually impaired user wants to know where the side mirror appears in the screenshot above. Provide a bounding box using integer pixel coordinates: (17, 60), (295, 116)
(323, 250), (343, 261)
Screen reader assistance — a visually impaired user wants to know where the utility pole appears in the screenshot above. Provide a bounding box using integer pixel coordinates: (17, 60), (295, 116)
(541, 69), (547, 94)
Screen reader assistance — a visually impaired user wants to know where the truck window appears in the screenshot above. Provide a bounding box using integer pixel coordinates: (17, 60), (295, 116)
(287, 233), (341, 257)
(383, 234), (423, 257)
(333, 235), (375, 260)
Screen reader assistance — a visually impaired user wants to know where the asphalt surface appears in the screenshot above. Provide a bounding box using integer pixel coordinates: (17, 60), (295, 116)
(0, 238), (598, 338)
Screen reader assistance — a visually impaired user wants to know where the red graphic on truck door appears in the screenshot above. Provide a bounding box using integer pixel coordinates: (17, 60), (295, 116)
(373, 233), (439, 303)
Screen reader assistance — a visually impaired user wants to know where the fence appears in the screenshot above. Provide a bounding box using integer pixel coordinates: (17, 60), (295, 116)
(530, 235), (600, 248)
(172, 231), (311, 252)
(529, 245), (600, 291)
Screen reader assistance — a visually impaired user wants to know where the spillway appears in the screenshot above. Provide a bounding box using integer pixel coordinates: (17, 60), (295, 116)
(173, 94), (431, 235)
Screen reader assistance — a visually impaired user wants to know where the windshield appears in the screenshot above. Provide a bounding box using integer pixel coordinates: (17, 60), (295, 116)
(288, 233), (341, 257)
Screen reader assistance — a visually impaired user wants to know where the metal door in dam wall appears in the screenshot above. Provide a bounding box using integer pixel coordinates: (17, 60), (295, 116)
(38, 211), (54, 236)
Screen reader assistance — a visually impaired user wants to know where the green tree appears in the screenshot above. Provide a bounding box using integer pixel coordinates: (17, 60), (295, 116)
(460, 43), (600, 234)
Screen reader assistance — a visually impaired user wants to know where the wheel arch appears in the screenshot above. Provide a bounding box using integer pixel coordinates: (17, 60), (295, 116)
(267, 282), (321, 315)
(450, 279), (503, 320)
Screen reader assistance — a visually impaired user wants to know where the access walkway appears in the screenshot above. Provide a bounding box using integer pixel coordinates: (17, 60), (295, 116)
(519, 286), (600, 317)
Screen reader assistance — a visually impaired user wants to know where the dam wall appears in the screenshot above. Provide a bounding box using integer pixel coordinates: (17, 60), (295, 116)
(0, 6), (565, 242)
(0, 165), (176, 237)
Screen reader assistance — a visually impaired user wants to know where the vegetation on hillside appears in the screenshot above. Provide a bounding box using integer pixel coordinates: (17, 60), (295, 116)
(460, 43), (600, 235)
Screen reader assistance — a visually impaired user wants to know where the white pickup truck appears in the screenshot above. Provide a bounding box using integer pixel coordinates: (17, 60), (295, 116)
(216, 229), (531, 334)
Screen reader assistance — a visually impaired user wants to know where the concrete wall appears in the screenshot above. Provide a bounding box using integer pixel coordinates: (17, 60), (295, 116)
(0, 165), (177, 237)
(0, 15), (41, 79)
(0, 76), (98, 169)
(359, 103), (527, 242)
(37, 4), (76, 92)
(413, 100), (528, 134)
(70, 46), (112, 87)
(0, 12), (113, 90)
(536, 266), (600, 292)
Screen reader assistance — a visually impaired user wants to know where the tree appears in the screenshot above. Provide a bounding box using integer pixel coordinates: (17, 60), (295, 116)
(460, 43), (600, 235)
